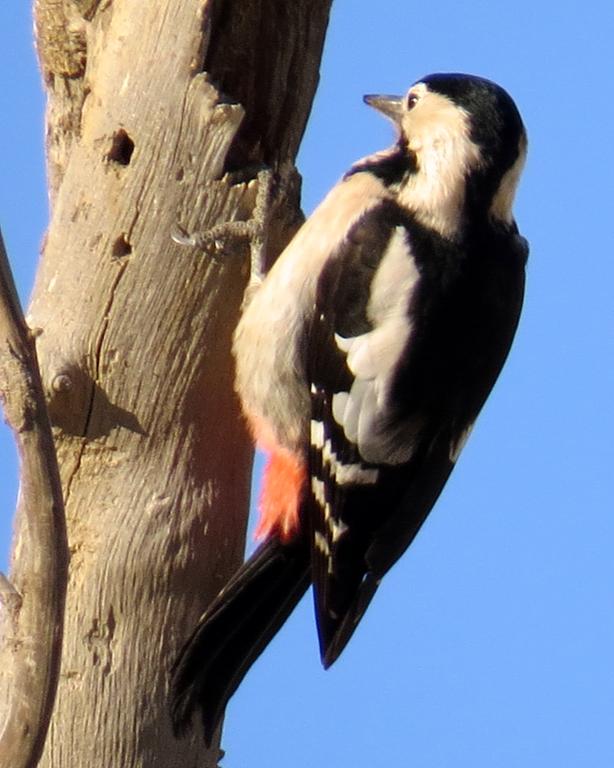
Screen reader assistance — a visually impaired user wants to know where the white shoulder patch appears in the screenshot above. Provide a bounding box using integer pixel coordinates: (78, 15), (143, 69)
(332, 227), (420, 465)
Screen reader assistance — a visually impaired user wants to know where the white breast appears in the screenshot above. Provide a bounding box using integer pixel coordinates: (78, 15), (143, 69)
(233, 171), (390, 454)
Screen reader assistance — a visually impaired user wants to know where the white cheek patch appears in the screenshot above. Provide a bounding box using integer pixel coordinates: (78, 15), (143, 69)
(399, 91), (483, 238)
(331, 227), (420, 465)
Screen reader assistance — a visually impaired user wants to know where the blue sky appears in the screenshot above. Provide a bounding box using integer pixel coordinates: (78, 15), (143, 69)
(2, 1), (614, 766)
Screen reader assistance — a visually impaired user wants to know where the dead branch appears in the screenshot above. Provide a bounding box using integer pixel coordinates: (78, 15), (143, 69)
(0, 227), (68, 768)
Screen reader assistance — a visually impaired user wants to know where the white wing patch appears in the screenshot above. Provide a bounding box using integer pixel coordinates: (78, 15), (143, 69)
(332, 227), (420, 465)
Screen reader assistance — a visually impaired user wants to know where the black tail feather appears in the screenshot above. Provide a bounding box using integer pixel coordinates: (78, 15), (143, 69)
(318, 571), (379, 669)
(170, 536), (310, 744)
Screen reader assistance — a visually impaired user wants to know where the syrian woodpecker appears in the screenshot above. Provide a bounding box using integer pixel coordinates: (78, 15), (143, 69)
(171, 72), (528, 742)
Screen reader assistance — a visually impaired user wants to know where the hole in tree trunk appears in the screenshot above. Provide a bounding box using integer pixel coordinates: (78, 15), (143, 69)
(112, 234), (132, 258)
(107, 129), (135, 165)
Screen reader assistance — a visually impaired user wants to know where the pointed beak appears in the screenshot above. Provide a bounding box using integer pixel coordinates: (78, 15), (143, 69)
(363, 94), (403, 125)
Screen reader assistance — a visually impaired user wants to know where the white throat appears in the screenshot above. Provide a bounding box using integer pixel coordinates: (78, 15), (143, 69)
(395, 88), (482, 239)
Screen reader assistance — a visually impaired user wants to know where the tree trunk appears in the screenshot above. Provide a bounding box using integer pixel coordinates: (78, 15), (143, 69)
(11, 1), (331, 765)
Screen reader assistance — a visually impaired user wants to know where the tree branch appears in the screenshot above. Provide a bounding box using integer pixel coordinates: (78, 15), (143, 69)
(0, 227), (68, 768)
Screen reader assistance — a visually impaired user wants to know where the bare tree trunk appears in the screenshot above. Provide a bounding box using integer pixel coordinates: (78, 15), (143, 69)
(2, 1), (331, 765)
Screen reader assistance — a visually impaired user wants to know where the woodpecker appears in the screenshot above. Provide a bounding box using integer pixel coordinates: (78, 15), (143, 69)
(171, 72), (528, 742)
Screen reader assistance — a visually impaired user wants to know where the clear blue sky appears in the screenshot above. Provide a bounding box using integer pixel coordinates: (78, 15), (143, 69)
(2, 1), (613, 766)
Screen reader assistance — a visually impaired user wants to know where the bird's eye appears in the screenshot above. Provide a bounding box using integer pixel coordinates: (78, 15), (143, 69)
(406, 93), (419, 110)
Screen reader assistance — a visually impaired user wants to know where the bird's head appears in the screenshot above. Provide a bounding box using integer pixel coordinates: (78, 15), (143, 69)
(364, 73), (527, 237)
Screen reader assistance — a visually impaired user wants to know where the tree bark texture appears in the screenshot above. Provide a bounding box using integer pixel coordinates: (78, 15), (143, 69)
(19, 1), (332, 765)
(0, 229), (68, 768)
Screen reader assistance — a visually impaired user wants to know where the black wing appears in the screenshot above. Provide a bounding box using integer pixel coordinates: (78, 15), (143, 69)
(306, 202), (526, 666)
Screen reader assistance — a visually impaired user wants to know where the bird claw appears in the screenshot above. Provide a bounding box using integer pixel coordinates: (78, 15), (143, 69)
(170, 224), (197, 247)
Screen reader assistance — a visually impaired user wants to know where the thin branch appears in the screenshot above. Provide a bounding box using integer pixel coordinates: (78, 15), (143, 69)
(0, 227), (68, 768)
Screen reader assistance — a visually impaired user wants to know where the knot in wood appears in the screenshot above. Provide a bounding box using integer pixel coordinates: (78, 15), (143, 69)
(52, 372), (73, 393)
